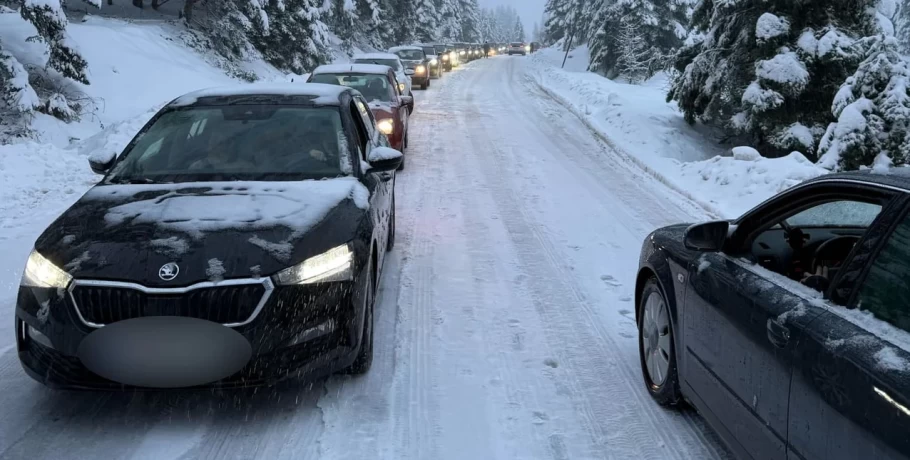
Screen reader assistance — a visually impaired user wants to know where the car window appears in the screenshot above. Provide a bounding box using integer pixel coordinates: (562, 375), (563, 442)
(310, 73), (393, 103)
(395, 50), (424, 60)
(423, 47), (437, 56)
(348, 101), (368, 162)
(854, 211), (910, 332)
(354, 98), (376, 142)
(786, 201), (882, 227)
(354, 58), (401, 71)
(107, 106), (348, 182)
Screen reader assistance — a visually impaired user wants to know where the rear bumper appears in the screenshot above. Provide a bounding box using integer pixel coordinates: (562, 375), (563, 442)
(411, 74), (429, 85)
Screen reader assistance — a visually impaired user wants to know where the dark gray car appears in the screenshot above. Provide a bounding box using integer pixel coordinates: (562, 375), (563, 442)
(388, 46), (432, 90)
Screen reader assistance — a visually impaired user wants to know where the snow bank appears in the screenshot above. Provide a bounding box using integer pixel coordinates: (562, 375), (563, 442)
(527, 51), (828, 218)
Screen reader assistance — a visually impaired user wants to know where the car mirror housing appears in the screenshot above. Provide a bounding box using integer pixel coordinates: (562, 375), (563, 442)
(684, 220), (729, 252)
(399, 95), (413, 106)
(367, 147), (403, 172)
(88, 153), (116, 175)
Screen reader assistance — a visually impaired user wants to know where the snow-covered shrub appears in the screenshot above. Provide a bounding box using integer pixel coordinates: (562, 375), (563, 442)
(0, 41), (40, 114)
(20, 0), (90, 85)
(668, 0), (887, 159)
(41, 92), (76, 120)
(818, 35), (910, 171)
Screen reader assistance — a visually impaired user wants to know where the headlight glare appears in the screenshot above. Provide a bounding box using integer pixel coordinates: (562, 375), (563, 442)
(21, 249), (72, 288)
(275, 243), (353, 285)
(430, 59), (438, 65)
(377, 118), (394, 135)
(416, 65), (426, 74)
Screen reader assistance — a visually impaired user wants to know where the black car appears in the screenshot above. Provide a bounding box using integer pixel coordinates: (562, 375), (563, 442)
(389, 45), (432, 89)
(417, 44), (443, 78)
(15, 83), (403, 390)
(637, 170), (910, 460)
(433, 44), (454, 71)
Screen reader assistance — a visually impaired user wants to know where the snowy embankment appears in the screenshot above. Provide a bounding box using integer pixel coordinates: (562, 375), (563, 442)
(525, 46), (828, 218)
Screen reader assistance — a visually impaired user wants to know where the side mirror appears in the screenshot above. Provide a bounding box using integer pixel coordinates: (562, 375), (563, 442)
(405, 68), (416, 75)
(367, 147), (403, 172)
(399, 95), (413, 106)
(88, 152), (116, 175)
(684, 220), (729, 252)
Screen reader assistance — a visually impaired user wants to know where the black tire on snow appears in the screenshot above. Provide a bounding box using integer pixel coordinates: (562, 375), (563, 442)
(638, 278), (682, 406)
(345, 261), (375, 374)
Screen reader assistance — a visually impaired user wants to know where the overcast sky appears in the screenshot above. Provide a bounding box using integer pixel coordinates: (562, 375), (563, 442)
(479, 0), (546, 35)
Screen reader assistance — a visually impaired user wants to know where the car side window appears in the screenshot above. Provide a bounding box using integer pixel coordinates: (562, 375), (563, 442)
(353, 97), (376, 142)
(786, 201), (882, 227)
(854, 211), (910, 331)
(348, 102), (368, 161)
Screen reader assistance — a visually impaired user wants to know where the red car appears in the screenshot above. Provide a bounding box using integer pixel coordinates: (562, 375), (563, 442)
(308, 64), (411, 167)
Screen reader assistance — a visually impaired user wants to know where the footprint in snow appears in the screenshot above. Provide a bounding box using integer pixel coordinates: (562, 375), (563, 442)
(543, 358), (559, 369)
(600, 274), (622, 287)
(532, 411), (549, 425)
(619, 295), (632, 302)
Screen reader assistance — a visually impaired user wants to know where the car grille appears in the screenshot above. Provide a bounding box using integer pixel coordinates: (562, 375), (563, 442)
(70, 281), (269, 327)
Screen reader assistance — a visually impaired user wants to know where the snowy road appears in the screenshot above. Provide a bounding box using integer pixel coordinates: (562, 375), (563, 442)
(0, 56), (731, 459)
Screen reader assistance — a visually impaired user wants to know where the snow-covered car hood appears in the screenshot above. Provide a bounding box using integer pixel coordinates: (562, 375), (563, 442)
(34, 178), (370, 285)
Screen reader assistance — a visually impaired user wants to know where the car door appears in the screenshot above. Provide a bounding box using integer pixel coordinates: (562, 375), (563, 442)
(387, 72), (409, 133)
(351, 97), (392, 265)
(684, 184), (897, 460)
(788, 196), (910, 460)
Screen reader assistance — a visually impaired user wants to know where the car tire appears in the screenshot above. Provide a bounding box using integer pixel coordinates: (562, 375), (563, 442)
(386, 193), (395, 252)
(638, 278), (682, 406)
(346, 261), (376, 375)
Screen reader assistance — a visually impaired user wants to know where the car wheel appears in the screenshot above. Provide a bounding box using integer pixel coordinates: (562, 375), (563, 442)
(346, 260), (376, 375)
(387, 193), (395, 252)
(639, 278), (682, 405)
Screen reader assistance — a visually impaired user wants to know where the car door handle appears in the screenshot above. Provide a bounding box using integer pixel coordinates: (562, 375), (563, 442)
(766, 319), (790, 348)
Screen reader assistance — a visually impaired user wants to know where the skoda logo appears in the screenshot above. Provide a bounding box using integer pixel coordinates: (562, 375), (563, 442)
(158, 262), (180, 281)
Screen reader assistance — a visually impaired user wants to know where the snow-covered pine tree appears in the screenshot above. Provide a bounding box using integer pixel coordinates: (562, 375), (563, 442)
(414, 0), (438, 42)
(20, 0), (89, 85)
(586, 0), (689, 79)
(615, 14), (653, 82)
(389, 0), (418, 44)
(329, 0), (358, 52)
(0, 38), (40, 115)
(513, 17), (525, 41)
(817, 35), (910, 170)
(459, 0), (481, 42)
(436, 0), (461, 41)
(898, 0), (910, 52)
(479, 8), (495, 42)
(668, 0), (886, 159)
(354, 0), (393, 47)
(248, 0), (329, 74)
(543, 0), (571, 44)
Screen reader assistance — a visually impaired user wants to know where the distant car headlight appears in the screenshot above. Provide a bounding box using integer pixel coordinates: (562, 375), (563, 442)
(442, 55), (449, 61)
(430, 58), (438, 65)
(21, 249), (72, 288)
(274, 243), (353, 285)
(377, 118), (394, 135)
(416, 65), (426, 74)
(525, 45), (531, 52)
(460, 50), (466, 56)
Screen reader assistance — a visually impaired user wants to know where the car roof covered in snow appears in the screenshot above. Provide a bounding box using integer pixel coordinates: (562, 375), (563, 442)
(803, 168), (910, 192)
(311, 63), (393, 76)
(388, 45), (423, 52)
(167, 83), (350, 107)
(352, 53), (402, 61)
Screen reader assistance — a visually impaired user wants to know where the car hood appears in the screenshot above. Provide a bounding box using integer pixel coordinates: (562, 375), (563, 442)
(368, 101), (396, 119)
(35, 178), (370, 286)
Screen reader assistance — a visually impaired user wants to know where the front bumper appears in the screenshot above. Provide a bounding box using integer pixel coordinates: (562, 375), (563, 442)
(15, 275), (369, 390)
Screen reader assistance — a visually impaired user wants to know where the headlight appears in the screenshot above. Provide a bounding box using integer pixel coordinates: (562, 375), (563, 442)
(430, 58), (438, 65)
(416, 65), (426, 74)
(442, 55), (449, 61)
(275, 243), (353, 285)
(21, 249), (72, 288)
(460, 50), (466, 55)
(377, 118), (394, 135)
(398, 82), (406, 92)
(525, 46), (531, 52)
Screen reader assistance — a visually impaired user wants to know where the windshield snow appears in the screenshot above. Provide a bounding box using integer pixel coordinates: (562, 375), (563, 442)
(310, 73), (394, 103)
(395, 50), (424, 60)
(106, 106), (348, 182)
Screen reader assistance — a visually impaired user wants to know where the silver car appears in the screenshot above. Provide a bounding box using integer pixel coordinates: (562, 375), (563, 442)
(508, 42), (528, 56)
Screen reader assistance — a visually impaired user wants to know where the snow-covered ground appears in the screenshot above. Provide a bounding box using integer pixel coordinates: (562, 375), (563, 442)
(0, 47), (736, 458)
(528, 46), (828, 218)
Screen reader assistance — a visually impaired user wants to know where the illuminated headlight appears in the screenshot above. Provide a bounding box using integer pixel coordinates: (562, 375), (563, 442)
(377, 118), (394, 135)
(275, 243), (353, 285)
(416, 65), (426, 74)
(525, 45), (531, 52)
(460, 50), (466, 56)
(21, 249), (72, 288)
(430, 58), (438, 65)
(442, 55), (449, 61)
(398, 82), (406, 92)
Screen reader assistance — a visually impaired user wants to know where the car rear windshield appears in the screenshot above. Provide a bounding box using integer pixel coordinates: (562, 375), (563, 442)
(395, 50), (424, 60)
(105, 106), (349, 183)
(422, 47), (437, 56)
(353, 58), (400, 70)
(511, 42), (523, 46)
(310, 73), (394, 103)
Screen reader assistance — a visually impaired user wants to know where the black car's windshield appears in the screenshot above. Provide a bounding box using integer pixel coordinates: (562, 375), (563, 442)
(106, 106), (349, 183)
(395, 50), (424, 60)
(310, 73), (393, 103)
(353, 58), (400, 71)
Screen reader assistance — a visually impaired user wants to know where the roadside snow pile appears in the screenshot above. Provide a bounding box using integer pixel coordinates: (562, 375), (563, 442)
(678, 151), (825, 217)
(526, 52), (828, 217)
